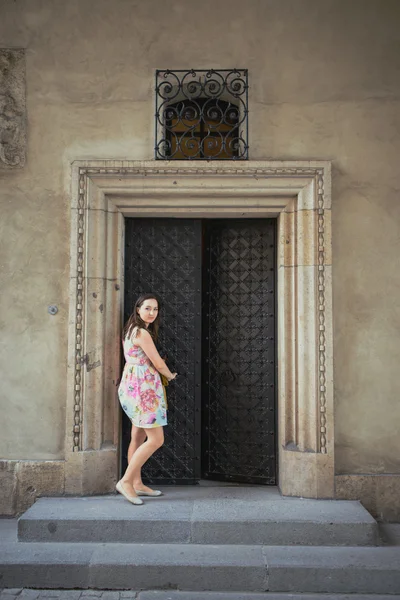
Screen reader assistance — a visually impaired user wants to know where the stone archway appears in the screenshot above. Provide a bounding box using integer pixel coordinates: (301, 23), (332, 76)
(65, 160), (333, 499)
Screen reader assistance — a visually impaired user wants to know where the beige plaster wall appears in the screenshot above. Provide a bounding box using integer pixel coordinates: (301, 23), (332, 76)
(1, 0), (400, 473)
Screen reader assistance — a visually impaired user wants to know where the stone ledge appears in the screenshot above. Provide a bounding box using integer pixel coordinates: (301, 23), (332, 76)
(0, 460), (64, 517)
(335, 474), (400, 522)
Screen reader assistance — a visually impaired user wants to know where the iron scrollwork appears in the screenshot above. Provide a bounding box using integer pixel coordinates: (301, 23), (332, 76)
(155, 69), (249, 160)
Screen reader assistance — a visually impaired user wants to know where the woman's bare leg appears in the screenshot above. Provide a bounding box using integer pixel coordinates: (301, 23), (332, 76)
(127, 424), (147, 464)
(120, 426), (164, 496)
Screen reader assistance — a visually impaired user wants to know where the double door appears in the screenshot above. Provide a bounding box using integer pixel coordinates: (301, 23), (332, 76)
(122, 218), (276, 485)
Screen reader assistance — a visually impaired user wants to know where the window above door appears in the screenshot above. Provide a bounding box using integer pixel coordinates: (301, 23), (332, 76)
(155, 69), (249, 160)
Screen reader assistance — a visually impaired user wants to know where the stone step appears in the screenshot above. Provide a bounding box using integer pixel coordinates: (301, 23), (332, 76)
(125, 594), (400, 600)
(1, 542), (400, 594)
(18, 496), (378, 546)
(2, 593), (399, 600)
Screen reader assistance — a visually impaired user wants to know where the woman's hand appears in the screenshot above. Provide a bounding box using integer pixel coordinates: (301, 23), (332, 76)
(168, 373), (178, 381)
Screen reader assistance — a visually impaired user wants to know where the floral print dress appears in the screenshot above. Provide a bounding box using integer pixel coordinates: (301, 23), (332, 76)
(118, 329), (167, 428)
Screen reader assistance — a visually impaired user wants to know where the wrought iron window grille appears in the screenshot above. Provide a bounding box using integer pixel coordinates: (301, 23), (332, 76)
(155, 69), (249, 160)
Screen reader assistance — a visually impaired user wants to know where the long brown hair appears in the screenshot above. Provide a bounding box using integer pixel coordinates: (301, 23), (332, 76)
(122, 293), (161, 342)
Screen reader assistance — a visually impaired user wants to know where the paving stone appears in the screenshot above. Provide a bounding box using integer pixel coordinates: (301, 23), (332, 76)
(80, 594), (103, 598)
(1, 592), (22, 596)
(35, 593), (61, 598)
(18, 592), (40, 600)
(53, 593), (82, 599)
(120, 594), (138, 599)
(101, 594), (121, 600)
(0, 595), (19, 600)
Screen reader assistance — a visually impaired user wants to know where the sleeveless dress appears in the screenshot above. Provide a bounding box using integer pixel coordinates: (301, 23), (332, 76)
(118, 330), (167, 428)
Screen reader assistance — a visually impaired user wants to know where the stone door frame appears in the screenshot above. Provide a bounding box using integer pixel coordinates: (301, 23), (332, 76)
(66, 160), (333, 498)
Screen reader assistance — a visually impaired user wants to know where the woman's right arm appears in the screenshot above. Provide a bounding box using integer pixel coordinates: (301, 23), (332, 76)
(136, 329), (177, 381)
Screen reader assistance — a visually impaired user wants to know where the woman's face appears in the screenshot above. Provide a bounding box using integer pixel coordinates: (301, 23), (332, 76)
(137, 298), (159, 326)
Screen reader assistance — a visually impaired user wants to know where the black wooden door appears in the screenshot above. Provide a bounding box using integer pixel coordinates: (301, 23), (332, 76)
(202, 220), (276, 484)
(123, 218), (202, 483)
(123, 218), (276, 485)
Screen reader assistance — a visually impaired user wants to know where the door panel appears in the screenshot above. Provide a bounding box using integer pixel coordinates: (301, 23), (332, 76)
(123, 218), (202, 483)
(123, 217), (276, 485)
(202, 220), (276, 484)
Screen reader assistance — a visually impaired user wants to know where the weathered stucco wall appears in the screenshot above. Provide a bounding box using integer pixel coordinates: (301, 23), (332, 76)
(1, 0), (400, 475)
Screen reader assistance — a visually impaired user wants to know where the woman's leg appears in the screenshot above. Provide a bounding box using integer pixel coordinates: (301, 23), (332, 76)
(127, 424), (147, 464)
(120, 426), (164, 496)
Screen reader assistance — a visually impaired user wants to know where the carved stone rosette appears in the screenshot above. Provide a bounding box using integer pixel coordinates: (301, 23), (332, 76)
(0, 49), (26, 168)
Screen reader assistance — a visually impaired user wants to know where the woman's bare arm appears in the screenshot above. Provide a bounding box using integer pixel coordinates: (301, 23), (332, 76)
(135, 329), (177, 380)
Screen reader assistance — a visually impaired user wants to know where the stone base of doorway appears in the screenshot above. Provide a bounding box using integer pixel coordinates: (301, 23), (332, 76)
(2, 458), (400, 523)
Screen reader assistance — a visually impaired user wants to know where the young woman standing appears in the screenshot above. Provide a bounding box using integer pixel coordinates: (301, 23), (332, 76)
(117, 293), (177, 505)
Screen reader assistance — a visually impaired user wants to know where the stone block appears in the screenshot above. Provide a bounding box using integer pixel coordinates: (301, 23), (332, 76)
(264, 546), (400, 594)
(0, 462), (17, 516)
(15, 461), (65, 515)
(0, 461), (65, 517)
(64, 450), (117, 496)
(89, 544), (266, 591)
(279, 450), (335, 499)
(0, 543), (92, 589)
(335, 474), (400, 522)
(18, 497), (192, 543)
(191, 498), (377, 546)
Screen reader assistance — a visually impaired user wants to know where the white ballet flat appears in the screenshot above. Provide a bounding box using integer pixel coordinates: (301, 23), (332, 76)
(116, 481), (144, 505)
(134, 488), (163, 497)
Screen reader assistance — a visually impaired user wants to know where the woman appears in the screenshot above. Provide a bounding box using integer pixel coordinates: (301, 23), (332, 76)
(117, 293), (177, 505)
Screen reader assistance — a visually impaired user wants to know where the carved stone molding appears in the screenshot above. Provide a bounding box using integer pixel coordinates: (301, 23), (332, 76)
(317, 172), (327, 454)
(72, 170), (87, 451)
(67, 160), (333, 498)
(0, 49), (26, 168)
